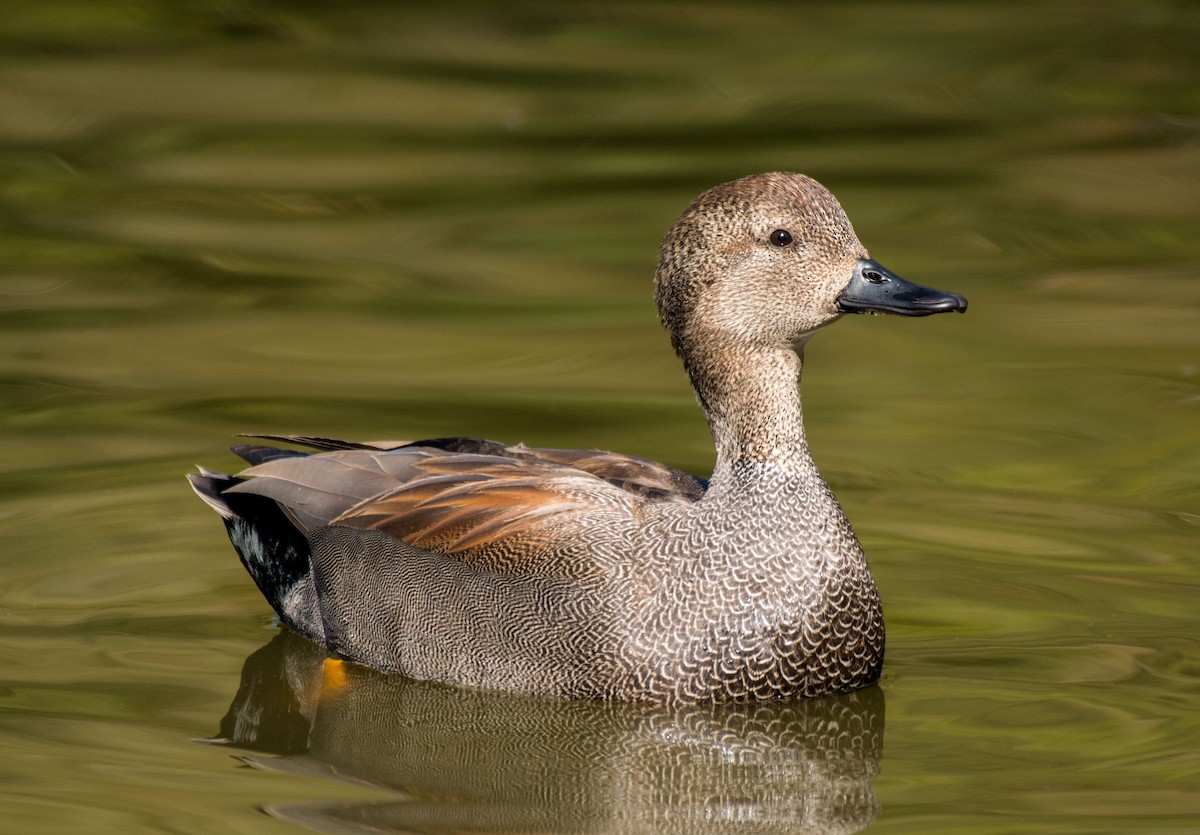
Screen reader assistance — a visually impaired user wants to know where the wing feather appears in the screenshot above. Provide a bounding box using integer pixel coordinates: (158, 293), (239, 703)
(334, 476), (603, 565)
(220, 435), (707, 574)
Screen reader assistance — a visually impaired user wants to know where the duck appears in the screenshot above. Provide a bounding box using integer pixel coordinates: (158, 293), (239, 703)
(189, 172), (967, 703)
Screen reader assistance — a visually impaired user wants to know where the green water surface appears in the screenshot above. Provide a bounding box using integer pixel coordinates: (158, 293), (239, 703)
(1, 2), (1197, 833)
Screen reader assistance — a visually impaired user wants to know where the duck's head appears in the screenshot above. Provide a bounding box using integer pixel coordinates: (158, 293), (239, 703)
(655, 172), (966, 358)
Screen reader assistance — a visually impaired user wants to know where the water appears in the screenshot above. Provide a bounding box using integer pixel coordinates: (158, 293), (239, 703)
(2, 1), (1198, 832)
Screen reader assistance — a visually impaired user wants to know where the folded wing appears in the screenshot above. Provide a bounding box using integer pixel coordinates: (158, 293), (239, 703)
(222, 436), (707, 575)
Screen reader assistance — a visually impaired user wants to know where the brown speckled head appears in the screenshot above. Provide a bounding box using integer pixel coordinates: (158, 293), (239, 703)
(656, 173), (868, 357)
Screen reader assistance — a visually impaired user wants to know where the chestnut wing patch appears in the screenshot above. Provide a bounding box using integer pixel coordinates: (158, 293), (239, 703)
(332, 454), (633, 572)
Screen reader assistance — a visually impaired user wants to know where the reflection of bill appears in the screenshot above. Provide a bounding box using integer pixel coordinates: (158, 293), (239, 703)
(207, 631), (885, 834)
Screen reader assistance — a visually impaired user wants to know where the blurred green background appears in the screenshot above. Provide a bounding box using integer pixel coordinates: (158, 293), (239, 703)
(1, 1), (1197, 833)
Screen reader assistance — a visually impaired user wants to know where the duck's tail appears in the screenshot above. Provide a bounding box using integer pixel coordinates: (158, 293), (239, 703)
(188, 467), (326, 643)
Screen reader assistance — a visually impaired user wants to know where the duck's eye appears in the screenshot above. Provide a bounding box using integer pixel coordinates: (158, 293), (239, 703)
(863, 268), (886, 284)
(769, 229), (793, 247)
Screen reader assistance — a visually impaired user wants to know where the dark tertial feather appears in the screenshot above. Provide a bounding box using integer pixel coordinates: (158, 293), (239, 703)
(236, 434), (405, 452)
(231, 445), (309, 467)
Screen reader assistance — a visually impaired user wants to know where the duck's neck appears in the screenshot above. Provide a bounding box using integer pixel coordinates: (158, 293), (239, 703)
(685, 338), (815, 493)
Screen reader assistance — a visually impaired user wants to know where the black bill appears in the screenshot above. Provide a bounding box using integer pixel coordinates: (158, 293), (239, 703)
(838, 258), (967, 317)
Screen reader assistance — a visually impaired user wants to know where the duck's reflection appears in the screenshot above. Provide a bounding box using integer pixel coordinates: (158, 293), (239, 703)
(211, 632), (885, 834)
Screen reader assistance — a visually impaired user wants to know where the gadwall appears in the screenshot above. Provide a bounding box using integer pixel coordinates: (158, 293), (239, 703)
(190, 172), (966, 702)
